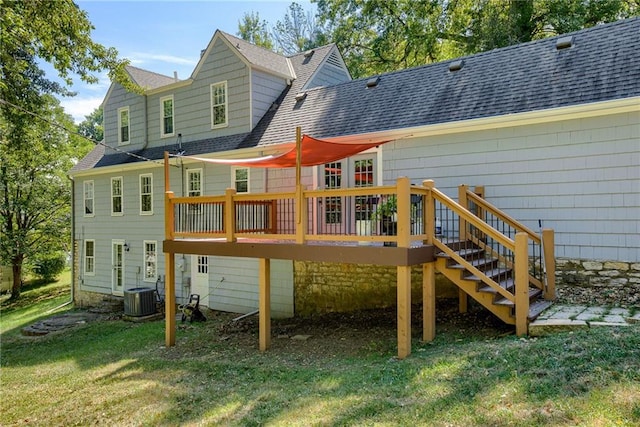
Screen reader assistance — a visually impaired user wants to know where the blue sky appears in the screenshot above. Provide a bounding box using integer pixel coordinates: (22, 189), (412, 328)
(59, 0), (312, 122)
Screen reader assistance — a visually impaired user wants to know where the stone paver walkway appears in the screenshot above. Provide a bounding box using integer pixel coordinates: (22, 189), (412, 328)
(529, 304), (640, 336)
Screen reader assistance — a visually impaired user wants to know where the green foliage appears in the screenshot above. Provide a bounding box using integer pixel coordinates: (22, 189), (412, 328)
(0, 96), (91, 299)
(237, 11), (274, 50)
(314, 0), (640, 78)
(272, 2), (329, 54)
(32, 253), (66, 281)
(77, 107), (103, 143)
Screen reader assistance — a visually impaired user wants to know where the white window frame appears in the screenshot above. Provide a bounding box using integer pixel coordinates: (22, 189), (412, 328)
(143, 240), (157, 283)
(139, 173), (153, 215)
(84, 239), (95, 276)
(210, 81), (228, 129)
(232, 167), (250, 193)
(186, 168), (203, 197)
(83, 180), (94, 217)
(160, 95), (175, 137)
(117, 106), (130, 145)
(111, 176), (124, 216)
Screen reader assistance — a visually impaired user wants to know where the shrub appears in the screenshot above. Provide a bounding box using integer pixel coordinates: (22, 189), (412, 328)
(33, 254), (66, 281)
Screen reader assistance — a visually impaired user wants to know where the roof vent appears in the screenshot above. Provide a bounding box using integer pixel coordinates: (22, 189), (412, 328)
(556, 36), (573, 50)
(303, 49), (314, 58)
(295, 92), (307, 102)
(366, 76), (380, 88)
(448, 60), (464, 72)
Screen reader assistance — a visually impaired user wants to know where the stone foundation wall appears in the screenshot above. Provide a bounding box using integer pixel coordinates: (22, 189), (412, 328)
(294, 261), (458, 315)
(555, 258), (640, 308)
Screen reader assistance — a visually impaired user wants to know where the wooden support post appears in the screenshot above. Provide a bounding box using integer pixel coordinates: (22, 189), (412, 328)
(458, 289), (468, 313)
(397, 265), (412, 359)
(225, 188), (237, 242)
(165, 252), (176, 347)
(458, 184), (469, 241)
(164, 151), (170, 193)
(396, 177), (411, 248)
(259, 258), (271, 352)
(542, 228), (556, 300)
(423, 262), (436, 342)
(295, 184), (307, 244)
(515, 232), (529, 336)
(422, 180), (435, 245)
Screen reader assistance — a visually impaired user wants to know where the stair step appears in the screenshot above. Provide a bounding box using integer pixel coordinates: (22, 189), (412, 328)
(527, 299), (554, 320)
(493, 288), (543, 306)
(449, 257), (498, 271)
(465, 268), (511, 282)
(479, 278), (515, 294)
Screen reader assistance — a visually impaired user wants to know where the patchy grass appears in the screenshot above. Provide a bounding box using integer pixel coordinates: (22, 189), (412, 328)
(1, 287), (639, 426)
(0, 270), (72, 335)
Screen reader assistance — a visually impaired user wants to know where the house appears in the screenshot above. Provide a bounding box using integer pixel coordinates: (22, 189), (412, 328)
(69, 18), (640, 324)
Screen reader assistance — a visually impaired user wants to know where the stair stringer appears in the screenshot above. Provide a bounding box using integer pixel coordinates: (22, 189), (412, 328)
(436, 258), (515, 325)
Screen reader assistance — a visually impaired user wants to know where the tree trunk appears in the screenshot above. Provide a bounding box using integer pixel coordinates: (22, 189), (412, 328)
(10, 257), (23, 300)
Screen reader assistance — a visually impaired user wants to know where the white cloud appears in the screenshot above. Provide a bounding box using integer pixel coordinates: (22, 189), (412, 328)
(60, 96), (104, 124)
(130, 52), (198, 66)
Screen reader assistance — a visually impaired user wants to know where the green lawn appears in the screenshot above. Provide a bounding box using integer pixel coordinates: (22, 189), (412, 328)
(1, 278), (639, 426)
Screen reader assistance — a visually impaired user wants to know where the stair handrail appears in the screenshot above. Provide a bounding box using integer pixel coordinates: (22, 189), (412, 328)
(425, 184), (518, 302)
(464, 188), (541, 244)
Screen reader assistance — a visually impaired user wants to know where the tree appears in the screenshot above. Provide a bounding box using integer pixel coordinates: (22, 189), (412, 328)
(314, 0), (640, 78)
(77, 107), (104, 143)
(238, 11), (275, 50)
(272, 2), (329, 55)
(0, 0), (135, 299)
(0, 96), (92, 299)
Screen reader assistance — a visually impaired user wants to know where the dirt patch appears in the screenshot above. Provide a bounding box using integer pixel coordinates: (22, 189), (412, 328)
(185, 298), (516, 360)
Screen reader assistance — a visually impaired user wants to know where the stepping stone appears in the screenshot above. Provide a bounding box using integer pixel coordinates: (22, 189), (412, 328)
(529, 319), (588, 337)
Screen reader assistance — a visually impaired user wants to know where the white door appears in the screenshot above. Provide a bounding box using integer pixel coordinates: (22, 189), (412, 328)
(191, 255), (209, 307)
(318, 153), (377, 235)
(112, 240), (125, 295)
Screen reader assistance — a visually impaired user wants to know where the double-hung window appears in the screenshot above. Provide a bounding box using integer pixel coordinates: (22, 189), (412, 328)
(143, 241), (157, 282)
(232, 167), (249, 193)
(83, 181), (94, 217)
(187, 169), (202, 197)
(111, 177), (123, 215)
(210, 81), (227, 128)
(139, 173), (153, 215)
(118, 107), (130, 145)
(160, 96), (174, 137)
(84, 240), (95, 275)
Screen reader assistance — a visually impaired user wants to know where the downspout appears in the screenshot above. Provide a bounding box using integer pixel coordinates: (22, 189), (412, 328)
(48, 175), (76, 312)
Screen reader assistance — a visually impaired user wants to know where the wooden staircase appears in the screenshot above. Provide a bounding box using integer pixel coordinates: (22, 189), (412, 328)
(435, 240), (553, 326)
(423, 182), (556, 335)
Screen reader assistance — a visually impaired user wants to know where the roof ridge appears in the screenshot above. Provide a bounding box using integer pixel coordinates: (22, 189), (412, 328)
(315, 17), (640, 88)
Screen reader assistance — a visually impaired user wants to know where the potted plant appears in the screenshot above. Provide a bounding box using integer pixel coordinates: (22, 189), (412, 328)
(372, 195), (397, 245)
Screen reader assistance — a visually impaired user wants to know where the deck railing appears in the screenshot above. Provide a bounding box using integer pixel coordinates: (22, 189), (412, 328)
(165, 177), (428, 245)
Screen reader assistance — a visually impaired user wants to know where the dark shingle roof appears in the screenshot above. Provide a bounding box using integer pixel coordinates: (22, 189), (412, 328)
(125, 65), (177, 89)
(218, 31), (294, 79)
(248, 17), (640, 147)
(73, 18), (639, 172)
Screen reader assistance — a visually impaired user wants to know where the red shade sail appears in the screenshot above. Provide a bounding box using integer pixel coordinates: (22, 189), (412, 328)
(173, 134), (386, 168)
